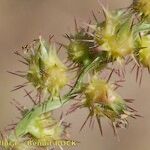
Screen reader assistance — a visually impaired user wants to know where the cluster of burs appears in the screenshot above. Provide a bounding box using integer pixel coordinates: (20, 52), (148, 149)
(1, 0), (150, 150)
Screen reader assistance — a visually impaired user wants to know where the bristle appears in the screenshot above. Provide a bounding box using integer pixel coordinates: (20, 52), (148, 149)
(124, 98), (135, 103)
(86, 20), (92, 32)
(66, 84), (73, 88)
(8, 123), (17, 127)
(14, 51), (28, 62)
(5, 127), (15, 132)
(91, 119), (95, 130)
(10, 99), (25, 115)
(60, 112), (64, 120)
(7, 71), (25, 78)
(74, 17), (79, 33)
(127, 106), (137, 112)
(136, 66), (140, 82)
(125, 57), (133, 65)
(66, 103), (81, 115)
(89, 116), (93, 128)
(49, 34), (54, 42)
(112, 122), (120, 141)
(10, 101), (23, 114)
(113, 83), (123, 89)
(80, 113), (91, 131)
(131, 63), (137, 73)
(0, 131), (5, 140)
(97, 0), (107, 19)
(57, 44), (62, 54)
(24, 89), (37, 105)
(139, 68), (143, 86)
(18, 60), (28, 65)
(107, 68), (114, 82)
(130, 19), (134, 31)
(92, 10), (98, 22)
(11, 84), (27, 92)
(96, 116), (103, 136)
(63, 34), (72, 41)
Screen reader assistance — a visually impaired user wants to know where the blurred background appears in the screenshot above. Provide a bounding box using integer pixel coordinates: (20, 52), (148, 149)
(0, 0), (150, 150)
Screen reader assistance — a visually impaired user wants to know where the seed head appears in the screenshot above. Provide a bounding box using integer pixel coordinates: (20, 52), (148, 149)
(66, 29), (95, 66)
(94, 9), (134, 62)
(27, 112), (66, 141)
(82, 75), (135, 128)
(25, 37), (68, 96)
